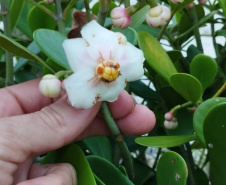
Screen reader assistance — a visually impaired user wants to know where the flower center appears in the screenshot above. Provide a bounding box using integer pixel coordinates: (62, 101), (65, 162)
(96, 60), (120, 83)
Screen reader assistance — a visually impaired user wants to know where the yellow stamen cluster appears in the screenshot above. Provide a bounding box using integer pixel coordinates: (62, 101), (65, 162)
(96, 60), (120, 83)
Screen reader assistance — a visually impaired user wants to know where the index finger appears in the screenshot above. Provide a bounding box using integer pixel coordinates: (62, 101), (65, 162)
(0, 78), (53, 117)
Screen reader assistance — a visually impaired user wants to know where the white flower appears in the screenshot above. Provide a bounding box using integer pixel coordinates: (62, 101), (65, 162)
(63, 20), (144, 109)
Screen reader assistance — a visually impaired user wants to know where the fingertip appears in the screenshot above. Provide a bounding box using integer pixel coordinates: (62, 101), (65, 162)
(108, 90), (135, 119)
(117, 104), (156, 136)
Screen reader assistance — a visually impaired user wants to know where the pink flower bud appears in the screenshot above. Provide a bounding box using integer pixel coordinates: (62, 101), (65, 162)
(164, 119), (178, 130)
(164, 112), (174, 121)
(187, 3), (194, 9)
(146, 5), (171, 28)
(198, 0), (207, 5)
(39, 74), (62, 98)
(171, 0), (184, 4)
(110, 7), (131, 29)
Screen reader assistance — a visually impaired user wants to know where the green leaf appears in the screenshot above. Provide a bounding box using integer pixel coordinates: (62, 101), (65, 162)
(193, 97), (226, 146)
(137, 31), (177, 82)
(166, 109), (194, 136)
(83, 136), (112, 162)
(42, 144), (96, 185)
(128, 80), (158, 101)
(135, 134), (196, 148)
(10, 0), (25, 30)
(14, 41), (41, 72)
(178, 10), (217, 41)
(33, 29), (69, 69)
(170, 73), (202, 104)
(27, 1), (56, 33)
(203, 102), (226, 185)
(87, 156), (134, 185)
(190, 54), (217, 92)
(112, 27), (137, 45)
(133, 159), (155, 185)
(130, 6), (150, 30)
(218, 0), (226, 18)
(216, 29), (226, 36)
(0, 32), (54, 72)
(157, 151), (187, 185)
(16, 1), (33, 39)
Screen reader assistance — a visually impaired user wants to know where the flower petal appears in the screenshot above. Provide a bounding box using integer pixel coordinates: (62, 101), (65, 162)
(114, 43), (144, 81)
(63, 38), (99, 72)
(81, 20), (118, 47)
(65, 71), (100, 109)
(98, 75), (127, 102)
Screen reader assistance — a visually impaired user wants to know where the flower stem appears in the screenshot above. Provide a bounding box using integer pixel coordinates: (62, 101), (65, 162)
(55, 0), (66, 35)
(84, 0), (92, 22)
(100, 101), (134, 180)
(157, 6), (179, 41)
(187, 7), (203, 53)
(146, 0), (158, 7)
(62, 0), (79, 20)
(170, 101), (193, 115)
(213, 82), (226, 97)
(0, 0), (14, 86)
(25, 0), (56, 19)
(97, 0), (111, 26)
(126, 1), (147, 16)
(124, 0), (130, 8)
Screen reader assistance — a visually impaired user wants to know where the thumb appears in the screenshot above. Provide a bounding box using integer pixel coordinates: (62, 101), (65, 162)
(0, 95), (100, 163)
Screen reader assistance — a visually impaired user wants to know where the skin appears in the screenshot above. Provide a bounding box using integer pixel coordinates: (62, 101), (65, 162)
(0, 78), (156, 185)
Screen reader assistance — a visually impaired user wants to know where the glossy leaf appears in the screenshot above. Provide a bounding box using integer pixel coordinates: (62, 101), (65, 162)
(16, 1), (33, 39)
(190, 54), (217, 92)
(87, 156), (134, 185)
(193, 97), (226, 145)
(203, 102), (226, 185)
(133, 159), (155, 185)
(166, 109), (194, 136)
(130, 6), (150, 30)
(157, 151), (187, 185)
(216, 29), (226, 36)
(135, 134), (196, 148)
(27, 1), (56, 33)
(218, 0), (226, 18)
(170, 73), (202, 104)
(10, 0), (24, 30)
(129, 80), (158, 101)
(112, 27), (137, 45)
(33, 29), (69, 69)
(42, 144), (96, 185)
(178, 10), (216, 41)
(0, 32), (53, 72)
(137, 31), (177, 82)
(14, 41), (41, 72)
(83, 136), (112, 162)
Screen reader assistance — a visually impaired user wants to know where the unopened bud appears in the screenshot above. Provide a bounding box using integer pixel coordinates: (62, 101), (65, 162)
(187, 3), (194, 9)
(164, 112), (174, 121)
(39, 74), (62, 98)
(110, 7), (131, 29)
(164, 119), (178, 130)
(146, 5), (171, 28)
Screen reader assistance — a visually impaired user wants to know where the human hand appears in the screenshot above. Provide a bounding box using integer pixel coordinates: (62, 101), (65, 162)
(0, 78), (155, 185)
